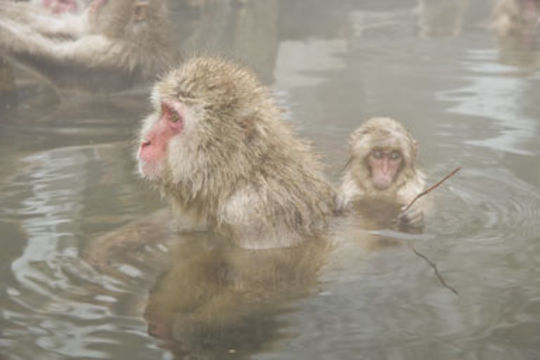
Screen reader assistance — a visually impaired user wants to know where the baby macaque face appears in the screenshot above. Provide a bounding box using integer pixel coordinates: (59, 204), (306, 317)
(367, 147), (403, 190)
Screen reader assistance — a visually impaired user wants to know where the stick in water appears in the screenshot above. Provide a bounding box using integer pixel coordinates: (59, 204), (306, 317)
(402, 166), (461, 212)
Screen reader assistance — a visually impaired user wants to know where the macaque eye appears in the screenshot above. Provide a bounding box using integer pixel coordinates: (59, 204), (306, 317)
(390, 151), (401, 160)
(161, 104), (181, 123)
(170, 110), (181, 123)
(372, 150), (384, 159)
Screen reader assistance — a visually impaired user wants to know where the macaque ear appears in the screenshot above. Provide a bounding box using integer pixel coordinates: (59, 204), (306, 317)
(133, 1), (148, 22)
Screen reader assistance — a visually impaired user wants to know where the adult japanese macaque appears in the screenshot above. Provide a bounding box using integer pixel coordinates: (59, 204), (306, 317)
(338, 117), (427, 228)
(0, 0), (174, 91)
(136, 57), (336, 250)
(492, 0), (540, 37)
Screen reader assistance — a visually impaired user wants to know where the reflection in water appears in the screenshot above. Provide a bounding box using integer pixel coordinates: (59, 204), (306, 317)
(274, 39), (346, 89)
(144, 233), (329, 359)
(417, 0), (468, 38)
(11, 148), (87, 296)
(0, 143), (165, 359)
(437, 50), (538, 156)
(0, 56), (16, 117)
(1, 1), (540, 359)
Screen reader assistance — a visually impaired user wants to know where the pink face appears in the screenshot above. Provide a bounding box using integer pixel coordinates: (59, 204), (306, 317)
(42, 0), (79, 14)
(367, 148), (403, 190)
(138, 102), (185, 177)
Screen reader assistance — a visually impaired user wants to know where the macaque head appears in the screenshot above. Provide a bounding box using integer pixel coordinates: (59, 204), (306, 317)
(137, 57), (275, 197)
(347, 117), (419, 195)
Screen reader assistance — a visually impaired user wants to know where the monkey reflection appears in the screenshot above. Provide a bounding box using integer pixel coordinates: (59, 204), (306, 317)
(0, 57), (16, 116)
(339, 117), (427, 229)
(0, 0), (175, 91)
(143, 232), (329, 359)
(82, 209), (330, 358)
(417, 0), (468, 38)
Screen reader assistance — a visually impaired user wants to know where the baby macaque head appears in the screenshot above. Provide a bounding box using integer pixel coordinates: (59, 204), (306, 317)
(351, 117), (418, 192)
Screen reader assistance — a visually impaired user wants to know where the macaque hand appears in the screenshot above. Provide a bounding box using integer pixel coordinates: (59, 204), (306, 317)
(398, 206), (424, 228)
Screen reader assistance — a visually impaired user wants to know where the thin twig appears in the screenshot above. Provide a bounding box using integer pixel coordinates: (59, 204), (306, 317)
(409, 243), (458, 295)
(402, 166), (461, 212)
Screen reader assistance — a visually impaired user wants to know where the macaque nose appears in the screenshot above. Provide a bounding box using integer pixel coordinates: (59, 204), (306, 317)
(380, 159), (391, 174)
(141, 138), (151, 148)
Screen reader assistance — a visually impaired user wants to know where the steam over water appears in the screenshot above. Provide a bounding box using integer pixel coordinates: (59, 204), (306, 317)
(1, 1), (539, 359)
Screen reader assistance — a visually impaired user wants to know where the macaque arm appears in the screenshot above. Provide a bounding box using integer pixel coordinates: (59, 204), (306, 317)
(398, 206), (424, 228)
(337, 171), (364, 212)
(30, 14), (88, 37)
(83, 209), (172, 271)
(0, 22), (132, 71)
(398, 195), (432, 229)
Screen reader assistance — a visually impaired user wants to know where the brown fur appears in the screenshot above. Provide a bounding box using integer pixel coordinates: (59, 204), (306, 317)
(338, 117), (425, 210)
(137, 57), (337, 249)
(0, 0), (174, 90)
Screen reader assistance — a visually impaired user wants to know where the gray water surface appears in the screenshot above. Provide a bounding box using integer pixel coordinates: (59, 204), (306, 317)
(1, 1), (540, 359)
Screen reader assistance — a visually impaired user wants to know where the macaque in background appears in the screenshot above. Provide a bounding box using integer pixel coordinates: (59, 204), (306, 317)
(136, 57), (336, 249)
(492, 0), (540, 37)
(492, 0), (540, 67)
(338, 117), (427, 228)
(0, 0), (175, 91)
(31, 0), (89, 14)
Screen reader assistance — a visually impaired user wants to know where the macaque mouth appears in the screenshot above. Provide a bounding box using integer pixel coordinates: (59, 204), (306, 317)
(372, 170), (396, 190)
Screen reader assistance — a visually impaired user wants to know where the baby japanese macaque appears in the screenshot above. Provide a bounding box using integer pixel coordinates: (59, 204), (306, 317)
(339, 117), (426, 228)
